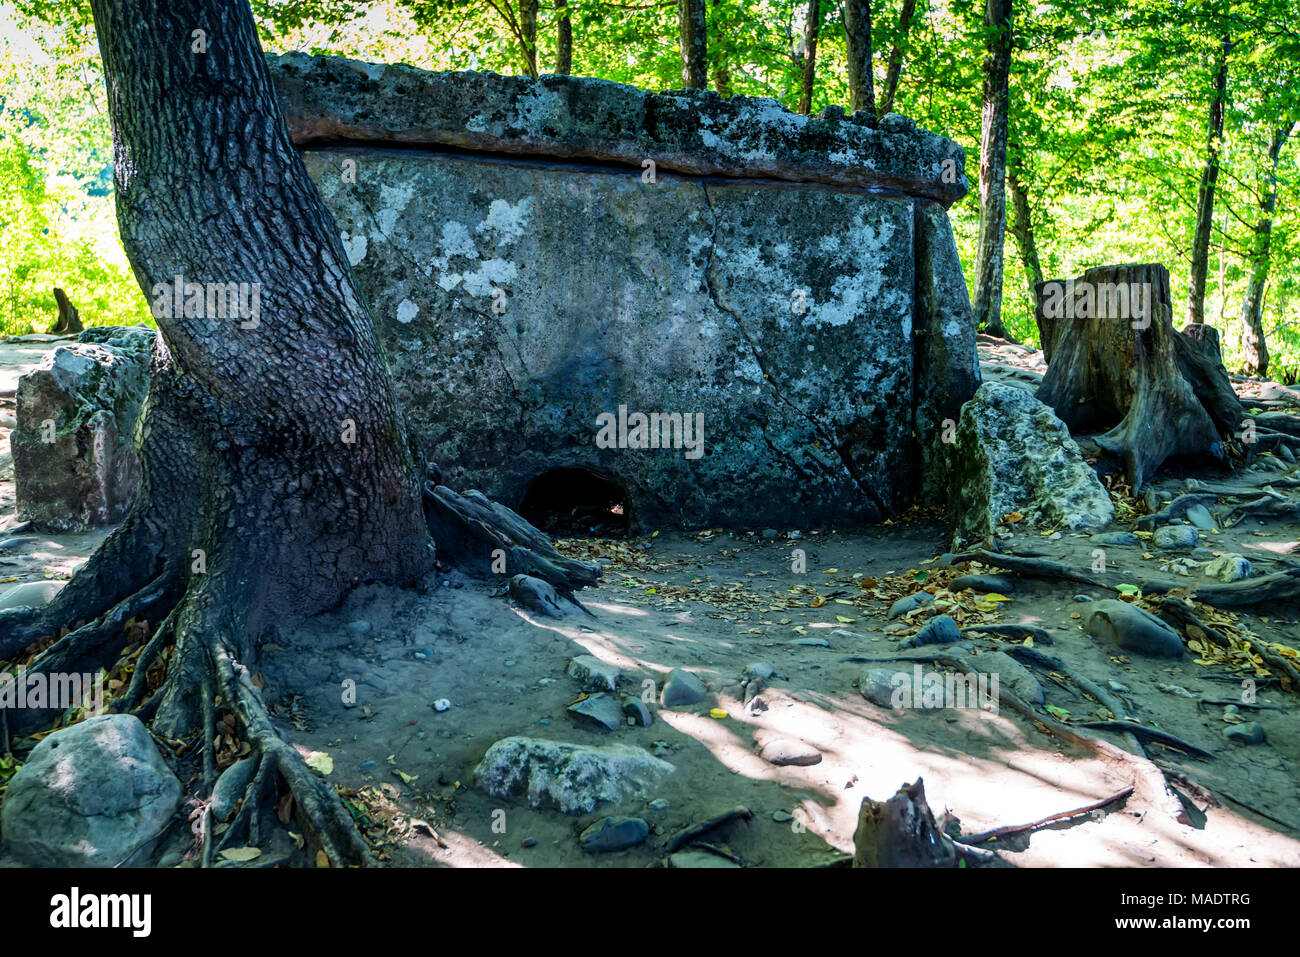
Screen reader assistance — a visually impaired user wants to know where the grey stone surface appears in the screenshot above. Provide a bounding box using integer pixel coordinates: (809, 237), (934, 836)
(579, 815), (649, 852)
(1083, 600), (1186, 659)
(0, 579), (65, 612)
(1153, 525), (1199, 550)
(860, 668), (904, 708)
(1223, 721), (1265, 744)
(947, 382), (1114, 548)
(473, 736), (674, 814)
(12, 326), (155, 531)
(1, 714), (181, 867)
(1204, 553), (1252, 582)
(567, 692), (625, 731)
(661, 668), (708, 707)
(568, 655), (620, 692)
(269, 54), (968, 205)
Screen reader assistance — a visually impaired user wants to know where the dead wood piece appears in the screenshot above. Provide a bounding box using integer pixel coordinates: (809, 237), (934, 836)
(666, 806), (753, 853)
(49, 288), (84, 335)
(948, 549), (1099, 586)
(852, 778), (957, 868)
(1079, 721), (1215, 760)
(957, 786), (1135, 845)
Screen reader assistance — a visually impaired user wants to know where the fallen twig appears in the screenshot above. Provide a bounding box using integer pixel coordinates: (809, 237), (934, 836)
(665, 806), (753, 853)
(958, 787), (1135, 845)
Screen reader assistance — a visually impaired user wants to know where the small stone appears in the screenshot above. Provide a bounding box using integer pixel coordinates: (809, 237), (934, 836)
(505, 659), (516, 667)
(1184, 504), (1216, 531)
(772, 810), (794, 823)
(1090, 531), (1140, 546)
(1084, 600), (1185, 658)
(579, 815), (649, 853)
(433, 698), (451, 712)
(621, 695), (653, 727)
(1223, 722), (1265, 744)
(1107, 680), (1130, 693)
(648, 798), (671, 811)
(759, 738), (822, 767)
(568, 655), (620, 692)
(1074, 594), (1094, 602)
(860, 668), (903, 708)
(949, 574), (1014, 594)
(538, 718), (550, 725)
(1153, 525), (1199, 550)
(744, 662), (777, 682)
(887, 592), (933, 619)
(661, 668), (708, 707)
(568, 693), (625, 731)
(346, 620), (371, 636)
(521, 837), (538, 848)
(901, 614), (961, 649)
(1204, 554), (1252, 582)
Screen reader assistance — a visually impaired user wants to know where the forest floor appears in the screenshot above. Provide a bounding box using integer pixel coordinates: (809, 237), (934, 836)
(1, 336), (1298, 868)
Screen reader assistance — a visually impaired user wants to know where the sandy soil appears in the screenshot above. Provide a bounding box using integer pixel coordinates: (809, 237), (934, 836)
(1, 337), (1298, 869)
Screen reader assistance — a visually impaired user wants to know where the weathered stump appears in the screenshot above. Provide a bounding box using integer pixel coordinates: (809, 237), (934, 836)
(1034, 263), (1243, 489)
(852, 778), (957, 868)
(49, 288), (84, 335)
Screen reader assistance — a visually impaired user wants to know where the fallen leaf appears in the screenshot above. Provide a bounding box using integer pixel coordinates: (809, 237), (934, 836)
(305, 752), (333, 776)
(219, 847), (262, 863)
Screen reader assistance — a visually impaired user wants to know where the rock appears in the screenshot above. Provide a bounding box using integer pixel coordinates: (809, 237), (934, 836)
(346, 620), (371, 636)
(1083, 600), (1185, 659)
(12, 327), (155, 531)
(210, 756), (257, 823)
(620, 695), (653, 727)
(791, 637), (831, 648)
(0, 714), (181, 867)
(648, 798), (671, 811)
(1090, 531), (1140, 546)
(900, 614), (961, 649)
(759, 738), (822, 767)
(1223, 722), (1265, 745)
(1204, 554), (1252, 582)
(567, 692), (625, 731)
(772, 810), (795, 823)
(0, 579), (66, 612)
(568, 655), (620, 692)
(473, 737), (674, 814)
(762, 528), (779, 539)
(660, 668), (708, 707)
(948, 574), (1014, 593)
(1074, 594), (1094, 602)
(887, 592), (934, 619)
(521, 837), (538, 848)
(860, 668), (905, 708)
(744, 662), (777, 682)
(579, 815), (649, 853)
(1153, 525), (1199, 550)
(432, 698), (451, 712)
(1184, 504), (1216, 530)
(509, 574), (564, 617)
(1108, 680), (1130, 693)
(669, 849), (741, 867)
(946, 382), (1114, 547)
(973, 651), (1044, 705)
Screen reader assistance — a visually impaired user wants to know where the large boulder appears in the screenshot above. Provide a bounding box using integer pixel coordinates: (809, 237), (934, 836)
(12, 326), (155, 531)
(473, 737), (674, 814)
(947, 382), (1114, 548)
(0, 714), (182, 867)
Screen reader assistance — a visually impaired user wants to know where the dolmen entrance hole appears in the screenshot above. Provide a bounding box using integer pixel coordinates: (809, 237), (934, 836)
(519, 468), (630, 538)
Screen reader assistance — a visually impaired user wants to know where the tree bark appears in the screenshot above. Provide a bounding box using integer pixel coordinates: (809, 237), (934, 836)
(971, 0), (1013, 341)
(877, 0), (916, 117)
(679, 0), (708, 88)
(1006, 154), (1042, 318)
(1187, 37), (1231, 326)
(520, 0), (540, 78)
(1035, 263), (1244, 489)
(0, 0), (435, 866)
(555, 0), (572, 75)
(1240, 122), (1294, 377)
(797, 0), (820, 115)
(842, 0), (876, 120)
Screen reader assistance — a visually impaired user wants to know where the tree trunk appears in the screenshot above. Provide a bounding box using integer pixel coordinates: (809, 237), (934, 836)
(1240, 122), (1293, 377)
(520, 0), (540, 78)
(1187, 37), (1231, 326)
(679, 0), (708, 88)
(877, 0), (916, 117)
(971, 0), (1013, 341)
(798, 0), (820, 115)
(0, 0), (435, 866)
(1035, 263), (1244, 489)
(842, 0), (876, 120)
(555, 0), (572, 75)
(1006, 155), (1042, 317)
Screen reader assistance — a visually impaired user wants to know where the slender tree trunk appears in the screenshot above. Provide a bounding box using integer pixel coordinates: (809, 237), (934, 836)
(1188, 36), (1231, 325)
(1006, 155), (1042, 316)
(877, 0), (916, 116)
(1240, 122), (1293, 377)
(555, 0), (572, 74)
(971, 0), (1014, 340)
(679, 0), (707, 88)
(798, 0), (820, 115)
(842, 0), (876, 119)
(520, 0), (540, 78)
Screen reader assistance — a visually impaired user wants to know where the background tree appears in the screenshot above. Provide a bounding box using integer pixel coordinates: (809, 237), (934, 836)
(679, 0), (707, 86)
(971, 0), (1013, 339)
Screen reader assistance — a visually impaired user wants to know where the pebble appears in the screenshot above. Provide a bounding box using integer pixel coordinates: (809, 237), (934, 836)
(1224, 722), (1265, 744)
(579, 816), (649, 853)
(521, 837), (538, 848)
(648, 798), (671, 811)
(1153, 525), (1199, 550)
(759, 738), (823, 767)
(661, 668), (708, 707)
(1074, 594), (1094, 602)
(887, 592), (934, 619)
(772, 810), (794, 823)
(346, 620), (372, 636)
(432, 698), (451, 712)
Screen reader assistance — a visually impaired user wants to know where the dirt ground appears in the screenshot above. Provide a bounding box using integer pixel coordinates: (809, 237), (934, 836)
(2, 336), (1299, 868)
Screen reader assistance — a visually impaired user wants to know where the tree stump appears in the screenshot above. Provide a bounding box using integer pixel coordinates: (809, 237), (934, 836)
(1034, 263), (1243, 489)
(851, 778), (957, 868)
(49, 288), (84, 335)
